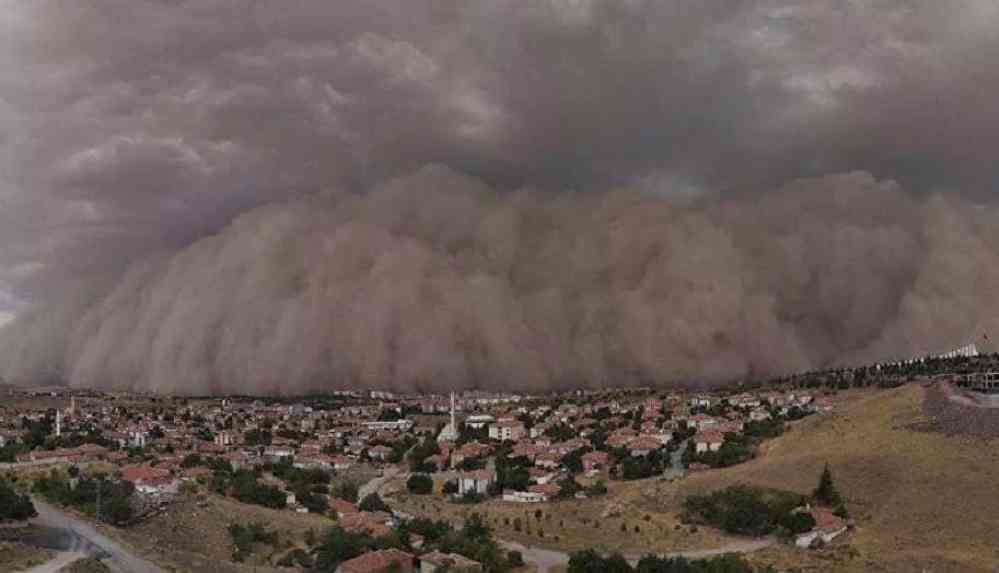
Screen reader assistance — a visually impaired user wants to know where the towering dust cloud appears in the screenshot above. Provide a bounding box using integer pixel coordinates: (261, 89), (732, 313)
(5, 168), (999, 395)
(3, 1), (999, 394)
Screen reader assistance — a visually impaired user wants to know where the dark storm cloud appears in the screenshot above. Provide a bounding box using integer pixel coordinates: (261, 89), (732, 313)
(2, 1), (999, 393)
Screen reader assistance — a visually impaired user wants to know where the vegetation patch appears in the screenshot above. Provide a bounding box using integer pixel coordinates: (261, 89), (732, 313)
(568, 549), (776, 573)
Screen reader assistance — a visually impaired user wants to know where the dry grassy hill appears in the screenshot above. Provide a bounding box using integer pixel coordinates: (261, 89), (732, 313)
(110, 493), (332, 573)
(625, 384), (999, 572)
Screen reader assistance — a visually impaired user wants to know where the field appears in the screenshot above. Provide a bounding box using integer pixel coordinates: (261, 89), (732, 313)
(390, 479), (736, 555)
(106, 492), (334, 573)
(393, 385), (999, 573)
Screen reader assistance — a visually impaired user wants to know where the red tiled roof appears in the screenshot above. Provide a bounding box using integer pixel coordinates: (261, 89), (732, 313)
(339, 549), (414, 573)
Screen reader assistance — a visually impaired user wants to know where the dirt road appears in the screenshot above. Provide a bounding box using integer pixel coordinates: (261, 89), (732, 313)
(30, 497), (166, 573)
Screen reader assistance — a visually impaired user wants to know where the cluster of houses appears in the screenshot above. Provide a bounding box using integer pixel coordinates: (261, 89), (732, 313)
(0, 386), (832, 510)
(427, 391), (832, 503)
(0, 385), (852, 571)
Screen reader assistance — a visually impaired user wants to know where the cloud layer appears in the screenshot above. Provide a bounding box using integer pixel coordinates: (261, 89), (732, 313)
(2, 1), (999, 393)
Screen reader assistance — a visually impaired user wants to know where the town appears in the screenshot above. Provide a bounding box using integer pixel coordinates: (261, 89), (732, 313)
(2, 379), (850, 573)
(4, 350), (999, 572)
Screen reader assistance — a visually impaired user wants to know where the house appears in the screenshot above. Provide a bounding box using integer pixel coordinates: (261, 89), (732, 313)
(628, 436), (661, 457)
(527, 483), (560, 499)
(457, 470), (495, 496)
(452, 442), (492, 467)
(488, 420), (526, 442)
(337, 549), (415, 573)
(223, 450), (249, 470)
(332, 455), (354, 471)
(369, 445), (393, 461)
(121, 464), (178, 496)
(0, 430), (19, 447)
(688, 415), (718, 431)
(502, 490), (547, 503)
(339, 511), (392, 537)
(332, 498), (359, 518)
(581, 451), (610, 474)
(749, 408), (771, 422)
(263, 445), (294, 461)
(214, 431), (233, 447)
(694, 430), (724, 453)
(420, 551), (482, 573)
(465, 415), (495, 430)
(794, 506), (848, 548)
(128, 429), (149, 449)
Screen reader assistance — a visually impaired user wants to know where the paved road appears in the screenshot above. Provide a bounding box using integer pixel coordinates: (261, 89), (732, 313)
(30, 498), (166, 573)
(499, 536), (776, 572)
(19, 551), (86, 573)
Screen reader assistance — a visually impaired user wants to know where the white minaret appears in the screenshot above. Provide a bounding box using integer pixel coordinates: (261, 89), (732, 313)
(450, 391), (456, 431)
(437, 391), (460, 442)
(55, 410), (62, 437)
(69, 396), (76, 416)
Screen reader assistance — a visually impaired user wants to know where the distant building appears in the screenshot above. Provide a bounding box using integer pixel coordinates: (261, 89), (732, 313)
(465, 415), (495, 430)
(457, 470), (495, 496)
(936, 343), (979, 360)
(794, 506), (848, 548)
(488, 420), (525, 442)
(694, 430), (724, 453)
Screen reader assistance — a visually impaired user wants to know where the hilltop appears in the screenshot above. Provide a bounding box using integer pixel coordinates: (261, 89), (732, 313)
(629, 383), (999, 572)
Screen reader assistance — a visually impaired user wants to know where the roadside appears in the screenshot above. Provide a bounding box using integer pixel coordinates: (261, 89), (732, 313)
(19, 550), (86, 573)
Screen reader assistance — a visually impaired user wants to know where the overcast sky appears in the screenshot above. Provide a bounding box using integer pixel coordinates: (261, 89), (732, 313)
(3, 1), (999, 393)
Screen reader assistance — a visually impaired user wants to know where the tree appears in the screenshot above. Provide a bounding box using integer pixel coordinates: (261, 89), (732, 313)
(0, 479), (36, 521)
(407, 474), (434, 495)
(464, 513), (491, 540)
(359, 492), (390, 513)
(333, 481), (360, 503)
(812, 464), (843, 507)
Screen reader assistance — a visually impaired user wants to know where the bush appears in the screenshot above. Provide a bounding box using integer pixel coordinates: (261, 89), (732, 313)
(277, 548), (314, 568)
(682, 485), (805, 537)
(507, 550), (525, 567)
(359, 493), (390, 513)
(229, 522), (278, 562)
(0, 479), (36, 521)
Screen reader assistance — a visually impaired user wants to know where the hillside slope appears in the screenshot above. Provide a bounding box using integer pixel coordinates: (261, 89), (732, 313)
(638, 385), (999, 572)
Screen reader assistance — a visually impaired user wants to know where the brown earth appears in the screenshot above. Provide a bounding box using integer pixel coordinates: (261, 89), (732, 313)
(107, 492), (334, 573)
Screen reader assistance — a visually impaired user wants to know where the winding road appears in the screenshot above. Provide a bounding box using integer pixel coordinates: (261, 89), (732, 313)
(29, 497), (166, 573)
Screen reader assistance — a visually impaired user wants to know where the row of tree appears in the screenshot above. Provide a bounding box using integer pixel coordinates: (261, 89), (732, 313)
(568, 550), (776, 573)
